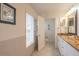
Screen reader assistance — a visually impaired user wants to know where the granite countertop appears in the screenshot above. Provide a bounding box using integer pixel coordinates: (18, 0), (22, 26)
(58, 33), (79, 51)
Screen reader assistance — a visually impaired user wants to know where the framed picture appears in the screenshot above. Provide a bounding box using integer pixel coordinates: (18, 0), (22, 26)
(0, 3), (16, 25)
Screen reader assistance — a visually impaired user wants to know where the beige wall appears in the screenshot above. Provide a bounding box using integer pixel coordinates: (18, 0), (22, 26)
(0, 3), (38, 56)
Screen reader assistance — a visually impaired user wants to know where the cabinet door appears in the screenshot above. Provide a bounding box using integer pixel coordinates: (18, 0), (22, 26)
(58, 36), (65, 56)
(61, 39), (69, 56)
(60, 38), (67, 56)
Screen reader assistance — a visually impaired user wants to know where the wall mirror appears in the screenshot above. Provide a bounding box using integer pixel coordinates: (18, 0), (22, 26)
(67, 10), (77, 35)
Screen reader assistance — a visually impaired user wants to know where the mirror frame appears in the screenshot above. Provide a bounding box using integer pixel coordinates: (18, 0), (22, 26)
(67, 9), (77, 35)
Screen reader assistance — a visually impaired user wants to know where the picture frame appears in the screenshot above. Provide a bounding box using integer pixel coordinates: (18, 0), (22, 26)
(0, 3), (16, 25)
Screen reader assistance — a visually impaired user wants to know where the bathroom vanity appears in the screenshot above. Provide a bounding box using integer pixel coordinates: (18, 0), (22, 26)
(57, 34), (79, 56)
(56, 5), (79, 56)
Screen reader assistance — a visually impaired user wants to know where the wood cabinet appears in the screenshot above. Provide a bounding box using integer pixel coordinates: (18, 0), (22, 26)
(58, 36), (79, 56)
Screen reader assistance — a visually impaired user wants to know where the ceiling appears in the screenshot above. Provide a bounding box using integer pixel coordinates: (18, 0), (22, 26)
(31, 3), (76, 19)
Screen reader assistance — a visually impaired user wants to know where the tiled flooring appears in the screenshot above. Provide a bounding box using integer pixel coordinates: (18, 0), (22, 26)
(32, 42), (61, 56)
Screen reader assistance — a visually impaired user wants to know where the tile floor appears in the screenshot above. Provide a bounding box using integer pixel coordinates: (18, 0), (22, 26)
(32, 42), (61, 56)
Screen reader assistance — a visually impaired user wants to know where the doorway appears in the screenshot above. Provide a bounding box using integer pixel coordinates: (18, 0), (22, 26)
(45, 19), (55, 44)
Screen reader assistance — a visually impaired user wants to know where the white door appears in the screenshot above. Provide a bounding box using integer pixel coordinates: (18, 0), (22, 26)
(37, 16), (45, 51)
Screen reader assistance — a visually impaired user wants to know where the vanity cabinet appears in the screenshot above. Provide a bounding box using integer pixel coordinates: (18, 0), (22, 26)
(58, 36), (67, 56)
(58, 36), (79, 56)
